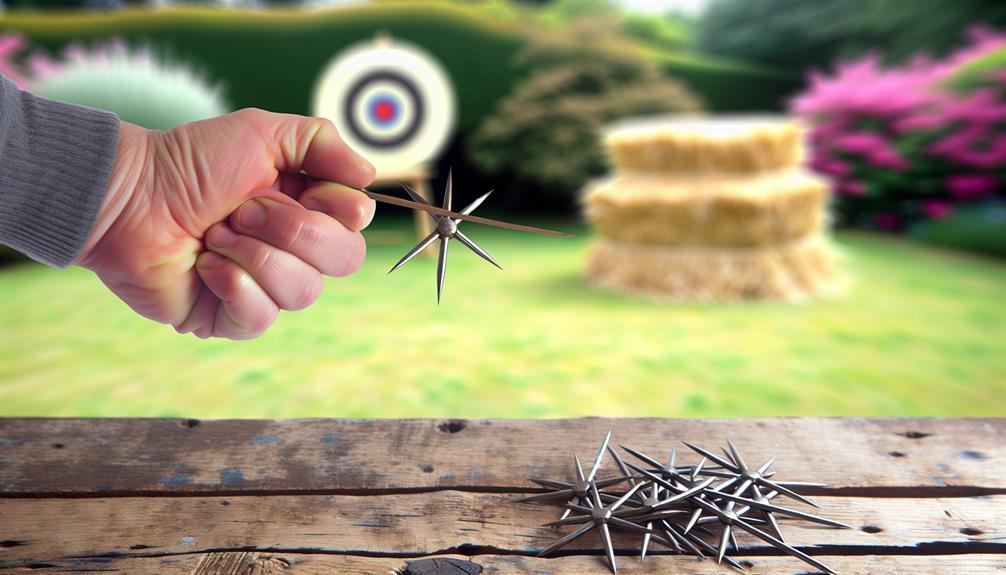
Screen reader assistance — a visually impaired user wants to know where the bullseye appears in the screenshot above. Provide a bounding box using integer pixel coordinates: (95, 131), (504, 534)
(370, 96), (399, 125)
(312, 38), (456, 173)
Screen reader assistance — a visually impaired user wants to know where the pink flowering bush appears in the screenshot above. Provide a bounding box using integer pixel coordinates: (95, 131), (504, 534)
(792, 27), (1006, 232)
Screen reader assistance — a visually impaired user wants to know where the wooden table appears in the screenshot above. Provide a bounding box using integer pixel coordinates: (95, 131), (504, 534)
(0, 418), (1003, 574)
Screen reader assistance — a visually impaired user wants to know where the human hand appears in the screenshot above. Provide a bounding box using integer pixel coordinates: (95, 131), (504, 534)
(76, 108), (376, 340)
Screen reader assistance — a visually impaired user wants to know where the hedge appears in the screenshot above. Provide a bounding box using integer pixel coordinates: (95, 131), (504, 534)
(1, 2), (802, 131)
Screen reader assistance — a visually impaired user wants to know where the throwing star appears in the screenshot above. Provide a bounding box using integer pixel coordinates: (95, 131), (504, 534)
(388, 170), (500, 303)
(538, 481), (649, 575)
(512, 431), (628, 522)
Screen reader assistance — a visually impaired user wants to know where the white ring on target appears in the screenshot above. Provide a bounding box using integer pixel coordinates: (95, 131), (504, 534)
(312, 39), (456, 174)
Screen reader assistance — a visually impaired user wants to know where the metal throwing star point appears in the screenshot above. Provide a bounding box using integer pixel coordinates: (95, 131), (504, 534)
(388, 170), (500, 304)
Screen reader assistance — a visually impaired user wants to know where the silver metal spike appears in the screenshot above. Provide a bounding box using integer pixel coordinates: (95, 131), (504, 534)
(435, 236), (448, 304)
(400, 182), (431, 207)
(458, 190), (493, 219)
(444, 169), (453, 212)
(388, 231), (438, 274)
(455, 231), (501, 269)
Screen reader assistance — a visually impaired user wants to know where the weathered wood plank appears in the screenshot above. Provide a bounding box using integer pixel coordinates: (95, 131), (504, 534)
(11, 553), (1006, 575)
(1, 493), (1002, 568)
(0, 418), (1002, 495)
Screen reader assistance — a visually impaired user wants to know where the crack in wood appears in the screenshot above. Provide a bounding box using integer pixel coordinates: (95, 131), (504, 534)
(3, 539), (1001, 570)
(2, 484), (1003, 500)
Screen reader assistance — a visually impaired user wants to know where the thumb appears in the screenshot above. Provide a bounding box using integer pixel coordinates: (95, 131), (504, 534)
(248, 109), (376, 189)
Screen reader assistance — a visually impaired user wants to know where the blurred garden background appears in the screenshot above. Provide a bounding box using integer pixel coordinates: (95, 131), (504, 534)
(0, 0), (1004, 418)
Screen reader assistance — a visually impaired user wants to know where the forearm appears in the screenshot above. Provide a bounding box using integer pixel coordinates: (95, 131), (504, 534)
(0, 73), (120, 267)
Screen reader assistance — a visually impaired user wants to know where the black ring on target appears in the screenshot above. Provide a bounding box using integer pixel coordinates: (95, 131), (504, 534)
(343, 70), (425, 148)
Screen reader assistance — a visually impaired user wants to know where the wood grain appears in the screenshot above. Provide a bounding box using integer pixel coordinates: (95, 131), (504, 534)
(2, 418), (1002, 573)
(0, 418), (1002, 495)
(0, 493), (1002, 568)
(10, 553), (1006, 575)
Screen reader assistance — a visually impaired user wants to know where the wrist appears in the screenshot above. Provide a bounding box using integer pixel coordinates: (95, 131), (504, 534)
(75, 122), (151, 269)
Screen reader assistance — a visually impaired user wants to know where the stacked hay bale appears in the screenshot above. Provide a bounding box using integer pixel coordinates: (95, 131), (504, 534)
(584, 116), (841, 300)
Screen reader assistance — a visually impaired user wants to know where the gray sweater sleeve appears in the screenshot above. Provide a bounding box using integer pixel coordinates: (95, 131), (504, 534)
(0, 73), (120, 267)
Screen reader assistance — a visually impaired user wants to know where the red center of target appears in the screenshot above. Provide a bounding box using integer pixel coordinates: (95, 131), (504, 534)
(371, 98), (398, 124)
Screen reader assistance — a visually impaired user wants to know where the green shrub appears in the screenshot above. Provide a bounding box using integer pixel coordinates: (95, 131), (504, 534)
(32, 43), (229, 130)
(912, 203), (1006, 259)
(469, 18), (701, 208)
(696, 0), (1006, 69)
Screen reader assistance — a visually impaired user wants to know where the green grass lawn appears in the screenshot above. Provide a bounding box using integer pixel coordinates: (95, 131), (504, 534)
(0, 220), (1003, 419)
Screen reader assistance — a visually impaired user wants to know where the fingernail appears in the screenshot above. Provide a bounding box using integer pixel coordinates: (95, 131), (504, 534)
(238, 199), (267, 229)
(302, 198), (324, 212)
(360, 198), (377, 229)
(208, 224), (237, 248)
(198, 251), (225, 269)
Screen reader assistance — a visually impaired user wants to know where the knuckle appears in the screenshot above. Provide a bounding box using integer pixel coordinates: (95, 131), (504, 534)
(316, 117), (337, 132)
(287, 273), (323, 311)
(281, 214), (327, 252)
(248, 241), (275, 275)
(278, 217), (307, 249)
(236, 107), (267, 120)
(220, 265), (246, 298)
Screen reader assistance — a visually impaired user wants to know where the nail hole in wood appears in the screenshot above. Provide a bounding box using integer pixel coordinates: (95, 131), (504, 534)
(50, 443), (64, 449)
(438, 420), (466, 434)
(888, 451), (906, 457)
(861, 525), (883, 534)
(180, 419), (201, 428)
(420, 463), (435, 473)
(901, 430), (931, 439)
(740, 560), (755, 568)
(960, 527), (984, 536)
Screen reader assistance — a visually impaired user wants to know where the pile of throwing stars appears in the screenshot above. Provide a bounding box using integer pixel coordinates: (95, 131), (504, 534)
(513, 431), (852, 574)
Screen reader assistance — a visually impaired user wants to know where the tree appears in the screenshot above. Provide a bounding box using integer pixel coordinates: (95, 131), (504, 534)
(696, 0), (1006, 70)
(470, 17), (701, 210)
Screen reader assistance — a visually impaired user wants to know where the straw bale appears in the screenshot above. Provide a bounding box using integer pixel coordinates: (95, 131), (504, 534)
(583, 170), (828, 246)
(605, 115), (804, 174)
(584, 236), (842, 301)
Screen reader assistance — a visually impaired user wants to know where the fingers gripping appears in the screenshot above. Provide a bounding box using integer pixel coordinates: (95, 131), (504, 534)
(195, 251), (278, 340)
(205, 223), (324, 312)
(229, 197), (366, 277)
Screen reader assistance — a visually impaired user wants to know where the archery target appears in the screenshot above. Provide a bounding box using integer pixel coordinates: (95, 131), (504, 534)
(312, 40), (456, 173)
